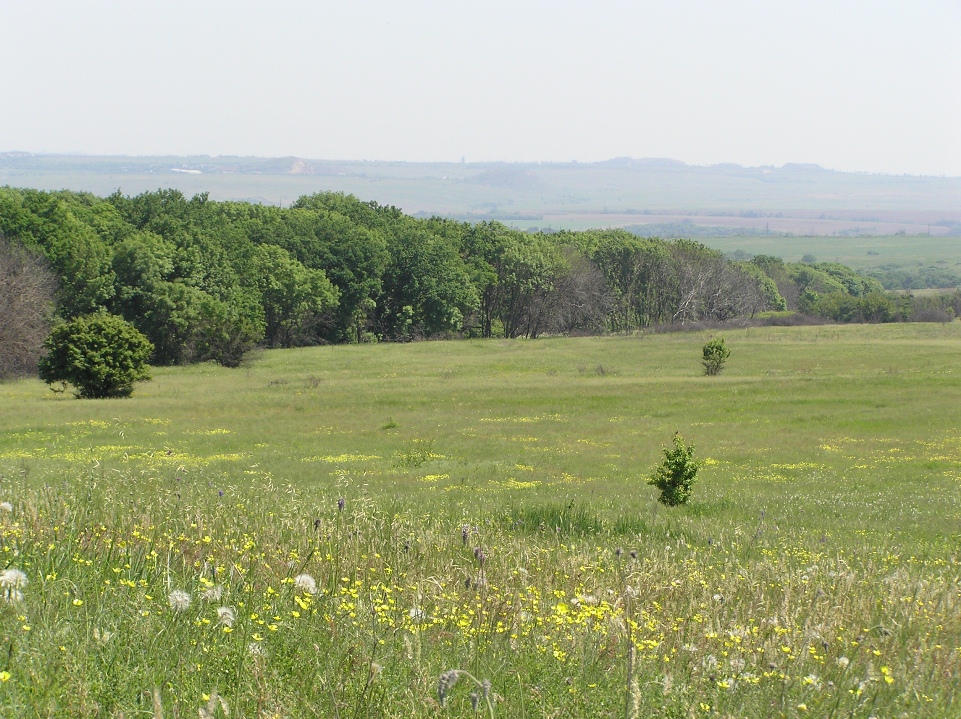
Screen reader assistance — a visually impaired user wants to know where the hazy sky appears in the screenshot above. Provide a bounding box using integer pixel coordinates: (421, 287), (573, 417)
(2, 1), (959, 175)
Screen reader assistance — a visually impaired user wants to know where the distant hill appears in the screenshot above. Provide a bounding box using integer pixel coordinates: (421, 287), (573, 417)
(2, 152), (959, 235)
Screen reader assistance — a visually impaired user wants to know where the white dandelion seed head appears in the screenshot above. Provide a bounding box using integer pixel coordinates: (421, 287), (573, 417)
(837, 656), (850, 669)
(248, 641), (266, 657)
(0, 501), (12, 513)
(1, 569), (27, 601)
(293, 573), (317, 595)
(217, 606), (236, 627)
(0, 568), (28, 589)
(168, 589), (191, 612)
(200, 584), (224, 602)
(409, 607), (427, 621)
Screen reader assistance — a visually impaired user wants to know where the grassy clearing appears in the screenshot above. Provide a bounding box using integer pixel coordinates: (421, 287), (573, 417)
(1, 324), (960, 717)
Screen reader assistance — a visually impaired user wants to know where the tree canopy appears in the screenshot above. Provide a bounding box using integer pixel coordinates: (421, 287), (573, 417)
(3, 185), (938, 371)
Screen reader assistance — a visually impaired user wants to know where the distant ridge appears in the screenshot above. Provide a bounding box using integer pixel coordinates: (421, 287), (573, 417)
(3, 151), (954, 177)
(1, 153), (959, 234)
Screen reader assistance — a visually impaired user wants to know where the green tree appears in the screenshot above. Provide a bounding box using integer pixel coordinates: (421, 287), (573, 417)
(736, 261), (786, 314)
(582, 231), (674, 331)
(462, 224), (560, 338)
(186, 289), (264, 367)
(750, 254), (799, 309)
(6, 190), (116, 317)
(787, 264), (847, 296)
(248, 244), (339, 347)
(647, 433), (701, 506)
(38, 313), (153, 398)
(702, 337), (730, 376)
(378, 223), (478, 339)
(278, 208), (388, 342)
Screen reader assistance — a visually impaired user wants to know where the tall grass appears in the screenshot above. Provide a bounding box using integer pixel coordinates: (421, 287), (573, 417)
(2, 324), (961, 716)
(1, 473), (957, 717)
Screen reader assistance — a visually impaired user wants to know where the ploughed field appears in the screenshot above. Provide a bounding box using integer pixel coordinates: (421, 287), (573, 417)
(1, 324), (960, 718)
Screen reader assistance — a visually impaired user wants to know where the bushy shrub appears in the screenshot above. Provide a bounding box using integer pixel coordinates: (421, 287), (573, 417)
(647, 433), (701, 506)
(702, 337), (730, 376)
(38, 313), (153, 398)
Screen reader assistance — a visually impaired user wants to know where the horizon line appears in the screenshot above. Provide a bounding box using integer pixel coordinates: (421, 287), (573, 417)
(3, 150), (960, 180)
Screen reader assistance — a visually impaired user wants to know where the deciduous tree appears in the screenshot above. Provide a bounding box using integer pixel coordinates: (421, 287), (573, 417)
(0, 238), (57, 378)
(38, 313), (153, 398)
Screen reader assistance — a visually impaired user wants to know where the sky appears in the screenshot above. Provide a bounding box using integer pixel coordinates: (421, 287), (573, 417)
(2, 1), (960, 176)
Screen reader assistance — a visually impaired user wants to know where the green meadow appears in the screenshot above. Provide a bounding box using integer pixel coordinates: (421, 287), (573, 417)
(696, 234), (961, 269)
(1, 324), (960, 717)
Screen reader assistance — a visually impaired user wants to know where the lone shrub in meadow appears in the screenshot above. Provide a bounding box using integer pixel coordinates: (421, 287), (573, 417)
(647, 432), (700, 506)
(38, 313), (153, 398)
(701, 337), (730, 376)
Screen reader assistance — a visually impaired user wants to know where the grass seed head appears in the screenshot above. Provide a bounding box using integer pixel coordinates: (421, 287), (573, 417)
(437, 669), (459, 706)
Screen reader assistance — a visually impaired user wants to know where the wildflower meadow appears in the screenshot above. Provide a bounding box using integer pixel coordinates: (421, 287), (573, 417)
(1, 324), (960, 718)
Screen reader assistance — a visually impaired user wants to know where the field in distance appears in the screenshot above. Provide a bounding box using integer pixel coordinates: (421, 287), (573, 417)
(4, 153), (959, 236)
(1, 324), (959, 716)
(689, 234), (961, 291)
(679, 233), (961, 265)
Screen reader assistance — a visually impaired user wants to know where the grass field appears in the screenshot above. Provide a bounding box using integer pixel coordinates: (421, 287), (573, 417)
(691, 234), (961, 271)
(2, 324), (960, 717)
(682, 234), (961, 291)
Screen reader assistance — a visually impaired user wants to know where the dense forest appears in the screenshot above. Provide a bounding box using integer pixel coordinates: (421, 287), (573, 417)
(1, 186), (958, 375)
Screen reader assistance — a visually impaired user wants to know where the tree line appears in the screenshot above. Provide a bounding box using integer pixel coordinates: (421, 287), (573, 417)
(1, 186), (957, 375)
